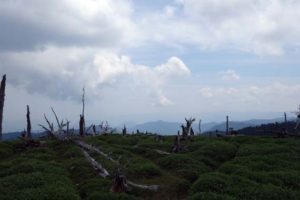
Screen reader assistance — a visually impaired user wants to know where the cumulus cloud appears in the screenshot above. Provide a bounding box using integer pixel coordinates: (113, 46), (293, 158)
(0, 46), (190, 105)
(1, 0), (299, 55)
(218, 69), (240, 81)
(0, 0), (138, 51)
(199, 83), (300, 111)
(139, 0), (300, 55)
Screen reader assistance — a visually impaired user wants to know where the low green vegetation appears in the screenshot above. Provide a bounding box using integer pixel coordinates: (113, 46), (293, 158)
(0, 135), (299, 199)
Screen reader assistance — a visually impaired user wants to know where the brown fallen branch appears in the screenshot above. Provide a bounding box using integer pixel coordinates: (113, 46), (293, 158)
(81, 148), (110, 178)
(74, 140), (119, 165)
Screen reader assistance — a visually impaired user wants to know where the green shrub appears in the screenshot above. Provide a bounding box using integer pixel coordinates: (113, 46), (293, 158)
(87, 192), (139, 200)
(79, 178), (111, 198)
(127, 163), (162, 178)
(188, 192), (235, 200)
(0, 159), (67, 178)
(190, 173), (229, 194)
(250, 184), (297, 200)
(197, 141), (238, 164)
(0, 172), (80, 200)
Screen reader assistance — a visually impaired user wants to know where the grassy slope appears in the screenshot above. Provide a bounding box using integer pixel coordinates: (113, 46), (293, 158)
(0, 135), (299, 200)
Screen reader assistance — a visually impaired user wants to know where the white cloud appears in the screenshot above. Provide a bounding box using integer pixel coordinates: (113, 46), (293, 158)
(1, 0), (299, 55)
(198, 83), (300, 111)
(218, 69), (240, 81)
(0, 46), (190, 106)
(138, 0), (300, 55)
(0, 0), (139, 51)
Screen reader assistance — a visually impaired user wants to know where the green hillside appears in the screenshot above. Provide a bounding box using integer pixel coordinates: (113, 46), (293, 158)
(0, 135), (299, 200)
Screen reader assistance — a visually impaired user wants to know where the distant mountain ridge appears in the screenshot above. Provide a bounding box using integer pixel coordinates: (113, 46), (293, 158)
(124, 118), (295, 135)
(3, 117), (296, 139)
(208, 117), (296, 132)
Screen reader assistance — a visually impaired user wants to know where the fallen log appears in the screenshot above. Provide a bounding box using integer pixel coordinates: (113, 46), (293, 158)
(154, 149), (170, 155)
(76, 140), (160, 192)
(81, 148), (110, 178)
(127, 181), (159, 192)
(74, 140), (119, 164)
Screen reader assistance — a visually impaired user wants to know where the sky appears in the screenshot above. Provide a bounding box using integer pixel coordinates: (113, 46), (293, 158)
(1, 0), (300, 132)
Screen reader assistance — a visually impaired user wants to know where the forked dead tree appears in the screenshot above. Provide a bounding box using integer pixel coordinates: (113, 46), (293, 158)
(26, 105), (31, 139)
(39, 107), (70, 139)
(181, 117), (195, 138)
(0, 75), (6, 140)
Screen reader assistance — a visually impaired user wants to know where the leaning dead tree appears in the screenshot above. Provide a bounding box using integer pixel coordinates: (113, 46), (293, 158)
(79, 87), (85, 137)
(26, 105), (32, 139)
(0, 74), (6, 140)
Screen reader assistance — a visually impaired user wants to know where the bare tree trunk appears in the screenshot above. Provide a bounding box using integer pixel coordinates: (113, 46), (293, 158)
(284, 112), (287, 133)
(79, 115), (85, 137)
(226, 116), (229, 135)
(26, 105), (31, 139)
(122, 125), (126, 136)
(80, 88), (85, 137)
(0, 75), (6, 140)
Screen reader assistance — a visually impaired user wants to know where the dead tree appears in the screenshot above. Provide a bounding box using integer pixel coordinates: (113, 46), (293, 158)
(190, 127), (195, 136)
(26, 105), (32, 139)
(0, 75), (6, 140)
(226, 116), (229, 135)
(122, 125), (126, 136)
(79, 115), (85, 137)
(39, 114), (54, 138)
(39, 108), (69, 139)
(284, 112), (287, 130)
(172, 134), (182, 153)
(292, 105), (300, 135)
(79, 88), (85, 137)
(181, 117), (195, 138)
(111, 168), (129, 193)
(181, 124), (186, 137)
(92, 125), (96, 136)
